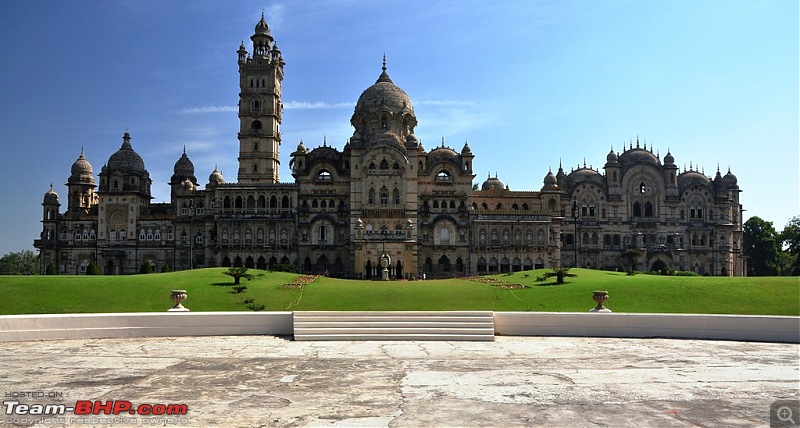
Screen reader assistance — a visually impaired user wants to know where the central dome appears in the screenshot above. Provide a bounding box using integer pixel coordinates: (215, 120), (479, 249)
(354, 68), (414, 118)
(107, 132), (146, 174)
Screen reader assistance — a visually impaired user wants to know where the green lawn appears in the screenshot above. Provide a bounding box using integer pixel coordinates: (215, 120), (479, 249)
(0, 268), (797, 315)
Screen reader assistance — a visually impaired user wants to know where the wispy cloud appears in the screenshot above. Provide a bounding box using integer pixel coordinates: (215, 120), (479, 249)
(179, 106), (237, 114)
(284, 101), (354, 110)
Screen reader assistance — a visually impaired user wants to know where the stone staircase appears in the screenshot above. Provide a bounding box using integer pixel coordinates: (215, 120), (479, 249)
(293, 311), (495, 341)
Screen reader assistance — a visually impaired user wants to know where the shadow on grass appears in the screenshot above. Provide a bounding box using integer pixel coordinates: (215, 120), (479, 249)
(211, 282), (235, 287)
(534, 281), (567, 287)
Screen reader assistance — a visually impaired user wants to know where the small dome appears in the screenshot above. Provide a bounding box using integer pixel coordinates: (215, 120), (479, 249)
(107, 131), (146, 175)
(461, 142), (472, 155)
(173, 150), (195, 177)
(296, 141), (307, 153)
(543, 170), (557, 187)
(481, 174), (505, 191)
(723, 169), (738, 187)
(606, 149), (618, 163)
(406, 134), (419, 147)
(181, 177), (195, 191)
(68, 149), (95, 185)
(664, 151), (675, 165)
(43, 184), (60, 204)
(208, 167), (224, 186)
(254, 15), (270, 35)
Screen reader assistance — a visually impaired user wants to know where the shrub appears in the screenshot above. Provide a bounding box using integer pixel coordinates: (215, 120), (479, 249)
(45, 262), (57, 275)
(161, 263), (172, 273)
(232, 285), (248, 293)
(271, 263), (298, 273)
(247, 303), (266, 311)
(243, 298), (255, 304)
(86, 261), (101, 275)
(675, 270), (699, 276)
(139, 261), (153, 274)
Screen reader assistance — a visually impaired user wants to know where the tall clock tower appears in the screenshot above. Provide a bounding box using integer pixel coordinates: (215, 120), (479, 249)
(237, 14), (285, 183)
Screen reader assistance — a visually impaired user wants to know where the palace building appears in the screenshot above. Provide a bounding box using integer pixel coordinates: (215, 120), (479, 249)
(34, 16), (746, 277)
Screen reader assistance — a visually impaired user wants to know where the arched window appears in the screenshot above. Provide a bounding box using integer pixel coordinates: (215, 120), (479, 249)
(436, 170), (451, 182)
(380, 192), (389, 206)
(633, 201), (642, 217)
(440, 227), (450, 244)
(380, 159), (389, 170)
(368, 188), (375, 204)
(645, 201), (654, 217)
(393, 188), (400, 205)
(317, 170), (332, 181)
(282, 195), (290, 209)
(318, 225), (327, 241)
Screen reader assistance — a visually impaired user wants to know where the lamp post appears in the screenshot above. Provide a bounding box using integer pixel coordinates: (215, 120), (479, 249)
(572, 200), (578, 268)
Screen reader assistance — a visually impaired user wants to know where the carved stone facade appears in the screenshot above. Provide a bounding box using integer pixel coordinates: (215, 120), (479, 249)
(34, 16), (746, 277)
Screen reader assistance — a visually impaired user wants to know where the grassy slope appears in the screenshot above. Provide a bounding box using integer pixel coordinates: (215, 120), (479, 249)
(0, 268), (797, 315)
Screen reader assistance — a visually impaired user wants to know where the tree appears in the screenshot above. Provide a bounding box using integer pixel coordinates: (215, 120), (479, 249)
(619, 248), (642, 274)
(540, 266), (577, 284)
(743, 216), (779, 276)
(45, 262), (57, 275)
(780, 215), (800, 276)
(0, 250), (39, 275)
(223, 267), (253, 285)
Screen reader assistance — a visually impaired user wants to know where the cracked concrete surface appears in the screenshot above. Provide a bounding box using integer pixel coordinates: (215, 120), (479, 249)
(0, 336), (797, 427)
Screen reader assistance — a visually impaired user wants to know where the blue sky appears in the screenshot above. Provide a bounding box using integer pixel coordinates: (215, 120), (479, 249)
(0, 0), (797, 256)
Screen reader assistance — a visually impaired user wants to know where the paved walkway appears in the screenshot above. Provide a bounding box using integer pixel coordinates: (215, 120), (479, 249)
(1, 336), (798, 427)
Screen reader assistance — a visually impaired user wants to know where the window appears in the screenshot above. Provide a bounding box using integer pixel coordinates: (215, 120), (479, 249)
(196, 207), (204, 215)
(319, 225), (327, 241)
(317, 170), (332, 181)
(195, 235), (204, 244)
(380, 159), (389, 170)
(436, 170), (451, 182)
(440, 227), (450, 244)
(380, 192), (389, 206)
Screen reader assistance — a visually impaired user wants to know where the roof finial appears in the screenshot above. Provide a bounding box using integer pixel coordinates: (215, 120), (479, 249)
(441, 136), (445, 147)
(323, 135), (327, 146)
(183, 145), (186, 155)
(382, 53), (387, 72)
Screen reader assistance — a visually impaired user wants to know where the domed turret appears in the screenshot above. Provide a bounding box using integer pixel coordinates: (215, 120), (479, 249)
(664, 151), (675, 165)
(606, 148), (618, 163)
(722, 168), (738, 188)
(461, 142), (473, 155)
(207, 167), (225, 187)
(543, 170), (558, 190)
(481, 173), (505, 191)
(170, 148), (197, 185)
(254, 14), (270, 35)
(68, 148), (95, 185)
(43, 184), (60, 205)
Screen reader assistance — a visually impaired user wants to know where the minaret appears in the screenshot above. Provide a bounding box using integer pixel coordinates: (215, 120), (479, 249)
(237, 13), (285, 183)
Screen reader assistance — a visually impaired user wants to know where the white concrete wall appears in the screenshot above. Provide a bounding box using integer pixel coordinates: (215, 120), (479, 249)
(0, 312), (293, 342)
(493, 312), (800, 343)
(1, 311), (797, 343)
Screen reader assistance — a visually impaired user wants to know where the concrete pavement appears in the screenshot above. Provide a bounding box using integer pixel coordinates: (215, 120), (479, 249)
(1, 336), (798, 427)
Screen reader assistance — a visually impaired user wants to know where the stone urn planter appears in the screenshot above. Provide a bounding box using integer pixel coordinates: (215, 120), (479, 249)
(168, 290), (190, 312)
(590, 290), (611, 313)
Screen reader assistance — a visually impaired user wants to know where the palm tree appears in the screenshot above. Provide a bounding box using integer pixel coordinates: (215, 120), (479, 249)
(620, 248), (643, 274)
(541, 266), (577, 284)
(223, 267), (253, 285)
